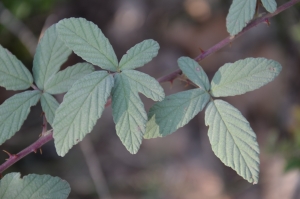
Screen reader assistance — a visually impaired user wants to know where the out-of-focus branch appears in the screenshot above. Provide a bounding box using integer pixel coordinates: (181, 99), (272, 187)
(0, 2), (37, 56)
(80, 136), (112, 199)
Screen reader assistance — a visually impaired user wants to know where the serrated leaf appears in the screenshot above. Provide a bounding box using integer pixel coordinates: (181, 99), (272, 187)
(145, 89), (210, 139)
(53, 71), (114, 156)
(44, 62), (95, 94)
(33, 25), (72, 90)
(210, 58), (282, 97)
(226, 0), (257, 36)
(0, 45), (33, 90)
(205, 100), (260, 183)
(122, 70), (165, 101)
(119, 39), (160, 70)
(261, 0), (277, 13)
(112, 70), (164, 153)
(57, 18), (118, 71)
(178, 57), (210, 90)
(41, 93), (59, 125)
(0, 90), (41, 145)
(0, 173), (70, 199)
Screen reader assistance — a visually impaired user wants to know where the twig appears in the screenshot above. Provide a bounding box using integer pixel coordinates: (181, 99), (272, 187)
(0, 0), (299, 174)
(80, 136), (112, 199)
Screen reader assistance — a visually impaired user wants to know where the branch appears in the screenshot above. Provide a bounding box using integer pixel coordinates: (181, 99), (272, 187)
(158, 0), (300, 83)
(0, 0), (299, 174)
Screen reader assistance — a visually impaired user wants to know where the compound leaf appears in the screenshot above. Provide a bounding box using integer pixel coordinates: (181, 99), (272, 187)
(122, 70), (165, 101)
(205, 100), (260, 184)
(0, 173), (70, 199)
(261, 0), (277, 13)
(53, 71), (114, 156)
(41, 93), (59, 125)
(0, 90), (41, 145)
(0, 45), (33, 90)
(112, 71), (164, 154)
(226, 0), (257, 36)
(178, 57), (210, 90)
(210, 58), (282, 97)
(33, 25), (72, 90)
(145, 89), (210, 139)
(57, 18), (118, 71)
(119, 39), (160, 70)
(44, 62), (95, 94)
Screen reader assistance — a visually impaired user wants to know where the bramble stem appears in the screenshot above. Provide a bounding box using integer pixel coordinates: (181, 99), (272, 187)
(0, 0), (299, 174)
(158, 0), (300, 83)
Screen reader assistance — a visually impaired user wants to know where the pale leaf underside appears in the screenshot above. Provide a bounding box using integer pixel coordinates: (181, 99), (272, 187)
(178, 56), (210, 90)
(205, 100), (260, 183)
(119, 39), (160, 70)
(226, 0), (257, 36)
(0, 173), (70, 199)
(0, 90), (41, 145)
(210, 58), (282, 97)
(57, 18), (118, 71)
(33, 25), (72, 90)
(0, 45), (33, 90)
(261, 0), (277, 13)
(53, 71), (114, 156)
(44, 62), (95, 94)
(145, 89), (210, 139)
(41, 93), (59, 125)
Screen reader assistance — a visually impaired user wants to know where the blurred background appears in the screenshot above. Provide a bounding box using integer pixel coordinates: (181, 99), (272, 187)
(0, 0), (300, 198)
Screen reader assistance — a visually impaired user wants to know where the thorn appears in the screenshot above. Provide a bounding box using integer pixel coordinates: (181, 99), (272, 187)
(3, 150), (16, 160)
(33, 149), (37, 153)
(39, 148), (42, 155)
(199, 47), (205, 54)
(264, 19), (270, 26)
(169, 80), (174, 89)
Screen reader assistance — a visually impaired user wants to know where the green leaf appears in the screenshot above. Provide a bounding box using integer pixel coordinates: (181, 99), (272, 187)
(210, 58), (282, 97)
(205, 100), (260, 184)
(178, 57), (210, 90)
(44, 62), (95, 94)
(57, 18), (118, 71)
(0, 90), (41, 145)
(53, 71), (114, 156)
(41, 93), (59, 125)
(119, 39), (160, 70)
(0, 173), (70, 199)
(226, 0), (257, 36)
(145, 89), (210, 139)
(112, 71), (164, 153)
(0, 45), (33, 90)
(33, 25), (72, 90)
(261, 0), (277, 13)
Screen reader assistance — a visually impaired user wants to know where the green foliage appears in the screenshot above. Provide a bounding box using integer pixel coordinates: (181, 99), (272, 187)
(56, 18), (118, 71)
(33, 25), (72, 90)
(261, 0), (277, 13)
(226, 0), (257, 36)
(0, 90), (41, 145)
(210, 58), (282, 97)
(205, 100), (260, 184)
(44, 62), (95, 94)
(0, 173), (70, 199)
(0, 45), (33, 90)
(53, 71), (114, 156)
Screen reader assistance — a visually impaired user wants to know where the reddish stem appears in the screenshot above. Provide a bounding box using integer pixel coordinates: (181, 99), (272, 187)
(0, 0), (299, 174)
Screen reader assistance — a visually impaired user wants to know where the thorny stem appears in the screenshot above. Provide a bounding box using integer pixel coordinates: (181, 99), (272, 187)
(0, 0), (299, 174)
